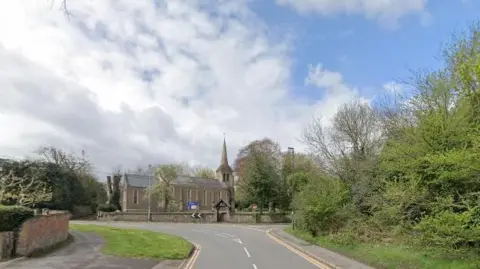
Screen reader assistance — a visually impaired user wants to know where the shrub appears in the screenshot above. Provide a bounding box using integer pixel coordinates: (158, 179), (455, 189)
(97, 204), (117, 212)
(294, 175), (349, 236)
(413, 208), (480, 249)
(0, 205), (34, 232)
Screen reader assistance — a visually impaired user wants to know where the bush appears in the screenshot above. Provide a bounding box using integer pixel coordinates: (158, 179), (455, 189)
(413, 208), (480, 249)
(97, 204), (117, 212)
(294, 175), (349, 236)
(0, 205), (34, 232)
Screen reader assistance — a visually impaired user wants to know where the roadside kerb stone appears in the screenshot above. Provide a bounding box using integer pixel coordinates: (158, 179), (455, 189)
(152, 242), (196, 269)
(268, 228), (374, 269)
(0, 257), (27, 269)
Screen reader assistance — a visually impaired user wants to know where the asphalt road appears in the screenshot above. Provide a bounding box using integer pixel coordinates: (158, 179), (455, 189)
(72, 221), (321, 269)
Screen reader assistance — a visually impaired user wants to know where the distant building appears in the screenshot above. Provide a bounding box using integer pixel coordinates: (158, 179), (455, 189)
(119, 138), (236, 212)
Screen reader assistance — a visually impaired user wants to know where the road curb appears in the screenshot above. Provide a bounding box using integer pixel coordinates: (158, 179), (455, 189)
(151, 242), (196, 269)
(0, 257), (27, 269)
(177, 242), (197, 269)
(267, 229), (342, 269)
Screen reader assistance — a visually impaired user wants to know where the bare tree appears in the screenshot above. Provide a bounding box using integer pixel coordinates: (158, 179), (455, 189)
(301, 100), (383, 181)
(127, 165), (151, 176)
(35, 146), (92, 174)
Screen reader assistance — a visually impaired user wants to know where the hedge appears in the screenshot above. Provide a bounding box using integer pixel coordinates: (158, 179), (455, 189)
(97, 204), (117, 212)
(0, 205), (34, 232)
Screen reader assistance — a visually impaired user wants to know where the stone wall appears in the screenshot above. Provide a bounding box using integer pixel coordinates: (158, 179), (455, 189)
(259, 213), (291, 223)
(16, 212), (70, 256)
(71, 205), (93, 219)
(96, 211), (290, 224)
(0, 232), (14, 261)
(151, 212), (217, 222)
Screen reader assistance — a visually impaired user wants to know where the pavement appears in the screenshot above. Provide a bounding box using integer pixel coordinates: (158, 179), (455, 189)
(268, 228), (374, 269)
(1, 222), (373, 269)
(0, 230), (180, 269)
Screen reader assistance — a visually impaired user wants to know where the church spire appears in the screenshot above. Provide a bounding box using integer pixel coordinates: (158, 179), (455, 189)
(216, 134), (233, 173)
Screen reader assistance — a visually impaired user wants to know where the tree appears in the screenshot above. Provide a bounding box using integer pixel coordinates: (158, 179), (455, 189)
(35, 146), (92, 174)
(234, 138), (282, 173)
(234, 139), (286, 212)
(301, 101), (383, 181)
(301, 101), (383, 214)
(35, 146), (105, 210)
(281, 152), (320, 177)
(106, 167), (122, 210)
(147, 164), (183, 212)
(0, 159), (90, 211)
(180, 164), (216, 179)
(191, 166), (216, 179)
(0, 166), (52, 207)
(239, 149), (280, 213)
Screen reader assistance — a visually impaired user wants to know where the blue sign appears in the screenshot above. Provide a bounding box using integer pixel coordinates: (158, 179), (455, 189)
(187, 201), (199, 210)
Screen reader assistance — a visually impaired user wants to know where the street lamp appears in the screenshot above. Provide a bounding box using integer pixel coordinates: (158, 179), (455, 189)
(148, 164), (153, 222)
(287, 147), (295, 169)
(287, 147), (295, 230)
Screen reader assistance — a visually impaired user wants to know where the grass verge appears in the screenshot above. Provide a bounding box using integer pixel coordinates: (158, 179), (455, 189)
(69, 224), (192, 260)
(285, 227), (480, 269)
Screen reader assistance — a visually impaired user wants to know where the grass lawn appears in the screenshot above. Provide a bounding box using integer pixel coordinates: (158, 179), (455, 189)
(69, 224), (192, 260)
(285, 227), (480, 269)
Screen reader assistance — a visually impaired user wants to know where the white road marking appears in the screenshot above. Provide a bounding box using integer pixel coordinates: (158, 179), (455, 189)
(244, 247), (251, 258)
(252, 264), (258, 269)
(234, 238), (243, 244)
(192, 229), (211, 234)
(217, 232), (235, 237)
(245, 226), (265, 232)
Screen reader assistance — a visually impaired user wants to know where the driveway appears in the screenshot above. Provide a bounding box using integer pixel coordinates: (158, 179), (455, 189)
(2, 230), (181, 269)
(73, 222), (321, 269)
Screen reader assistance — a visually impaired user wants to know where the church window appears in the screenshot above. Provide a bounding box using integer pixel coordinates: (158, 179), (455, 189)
(133, 189), (138, 204)
(226, 173), (229, 182)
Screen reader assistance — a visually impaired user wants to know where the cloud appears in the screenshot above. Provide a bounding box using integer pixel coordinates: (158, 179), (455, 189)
(305, 64), (368, 125)
(0, 0), (371, 177)
(275, 0), (429, 28)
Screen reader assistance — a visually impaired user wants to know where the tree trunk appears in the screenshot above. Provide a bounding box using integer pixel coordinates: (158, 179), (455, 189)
(112, 175), (122, 211)
(106, 176), (113, 204)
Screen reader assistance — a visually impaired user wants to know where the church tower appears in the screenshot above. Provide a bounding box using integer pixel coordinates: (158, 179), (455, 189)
(216, 136), (235, 212)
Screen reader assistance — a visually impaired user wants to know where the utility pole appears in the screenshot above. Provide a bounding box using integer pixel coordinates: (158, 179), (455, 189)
(147, 164), (152, 222)
(287, 147), (295, 230)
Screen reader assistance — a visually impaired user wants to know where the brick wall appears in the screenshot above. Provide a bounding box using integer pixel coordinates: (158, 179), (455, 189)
(0, 232), (14, 261)
(16, 212), (70, 256)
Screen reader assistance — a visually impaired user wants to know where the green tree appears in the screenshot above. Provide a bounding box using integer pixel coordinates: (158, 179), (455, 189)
(239, 148), (280, 213)
(147, 164), (183, 212)
(234, 138), (289, 212)
(0, 162), (52, 207)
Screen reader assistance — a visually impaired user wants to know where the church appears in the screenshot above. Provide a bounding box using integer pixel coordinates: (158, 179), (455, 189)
(119, 138), (236, 212)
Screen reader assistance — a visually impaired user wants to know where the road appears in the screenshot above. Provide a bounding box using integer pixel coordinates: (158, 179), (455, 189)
(73, 222), (321, 269)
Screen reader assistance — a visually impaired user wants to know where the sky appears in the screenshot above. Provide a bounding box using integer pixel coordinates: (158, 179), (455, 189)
(0, 0), (478, 177)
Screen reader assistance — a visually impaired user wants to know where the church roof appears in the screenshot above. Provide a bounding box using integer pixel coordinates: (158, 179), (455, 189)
(216, 137), (233, 173)
(124, 173), (228, 189)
